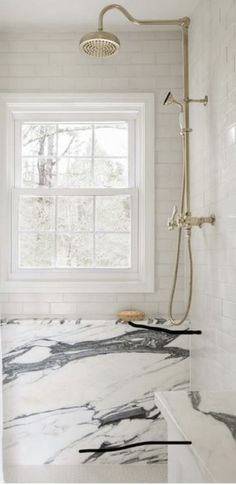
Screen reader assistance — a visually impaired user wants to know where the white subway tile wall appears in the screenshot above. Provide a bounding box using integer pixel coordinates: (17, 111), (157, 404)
(190, 0), (236, 389)
(0, 30), (184, 319)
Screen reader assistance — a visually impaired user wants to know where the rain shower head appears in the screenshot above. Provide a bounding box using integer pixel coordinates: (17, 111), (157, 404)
(80, 30), (120, 57)
(79, 5), (190, 58)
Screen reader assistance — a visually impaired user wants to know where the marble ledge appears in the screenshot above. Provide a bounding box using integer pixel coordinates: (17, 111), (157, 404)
(155, 391), (236, 483)
(2, 318), (190, 470)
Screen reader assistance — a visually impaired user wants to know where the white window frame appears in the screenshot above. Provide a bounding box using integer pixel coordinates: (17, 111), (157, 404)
(0, 93), (155, 293)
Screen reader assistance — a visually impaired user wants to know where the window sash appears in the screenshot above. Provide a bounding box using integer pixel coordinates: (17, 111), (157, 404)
(14, 118), (136, 190)
(11, 187), (138, 275)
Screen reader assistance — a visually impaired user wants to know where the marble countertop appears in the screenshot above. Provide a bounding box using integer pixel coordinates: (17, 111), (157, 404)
(155, 391), (236, 482)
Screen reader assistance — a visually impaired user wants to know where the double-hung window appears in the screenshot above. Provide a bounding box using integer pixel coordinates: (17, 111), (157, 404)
(0, 94), (154, 292)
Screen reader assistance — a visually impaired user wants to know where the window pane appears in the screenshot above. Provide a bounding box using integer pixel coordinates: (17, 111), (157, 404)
(22, 156), (56, 187)
(94, 122), (128, 156)
(19, 233), (55, 268)
(57, 196), (93, 232)
(22, 157), (38, 188)
(19, 196), (55, 231)
(95, 234), (131, 268)
(57, 234), (93, 268)
(96, 195), (131, 232)
(57, 158), (92, 187)
(58, 124), (92, 157)
(22, 124), (56, 157)
(94, 158), (128, 188)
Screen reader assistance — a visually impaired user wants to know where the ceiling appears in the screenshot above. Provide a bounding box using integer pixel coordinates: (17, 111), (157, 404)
(0, 0), (200, 31)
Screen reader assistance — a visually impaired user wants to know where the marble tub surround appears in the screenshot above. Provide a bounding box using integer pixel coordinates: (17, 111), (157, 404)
(1, 318), (190, 476)
(155, 391), (236, 482)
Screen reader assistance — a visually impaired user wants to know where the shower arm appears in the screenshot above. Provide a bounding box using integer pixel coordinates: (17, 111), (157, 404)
(98, 4), (190, 30)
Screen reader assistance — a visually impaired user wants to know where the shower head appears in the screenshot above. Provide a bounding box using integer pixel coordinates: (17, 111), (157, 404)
(80, 30), (120, 57)
(163, 91), (175, 106)
(79, 5), (190, 58)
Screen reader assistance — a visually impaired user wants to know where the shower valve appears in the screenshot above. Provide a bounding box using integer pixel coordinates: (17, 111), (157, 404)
(179, 214), (216, 229)
(168, 207), (215, 230)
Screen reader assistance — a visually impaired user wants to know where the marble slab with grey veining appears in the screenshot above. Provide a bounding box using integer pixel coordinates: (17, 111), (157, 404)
(1, 318), (190, 467)
(155, 390), (236, 482)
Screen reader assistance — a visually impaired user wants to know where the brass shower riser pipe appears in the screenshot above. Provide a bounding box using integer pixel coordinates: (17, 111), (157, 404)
(182, 24), (190, 215)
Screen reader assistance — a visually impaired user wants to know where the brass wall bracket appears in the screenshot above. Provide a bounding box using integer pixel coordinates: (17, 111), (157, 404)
(185, 96), (208, 106)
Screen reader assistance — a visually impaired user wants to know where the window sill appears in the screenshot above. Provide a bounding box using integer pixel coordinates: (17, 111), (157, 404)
(0, 276), (154, 293)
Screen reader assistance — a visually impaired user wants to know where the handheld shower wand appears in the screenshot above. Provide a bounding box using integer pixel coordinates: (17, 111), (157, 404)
(163, 91), (185, 136)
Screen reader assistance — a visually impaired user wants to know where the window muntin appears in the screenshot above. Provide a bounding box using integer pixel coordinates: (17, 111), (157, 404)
(14, 120), (133, 271)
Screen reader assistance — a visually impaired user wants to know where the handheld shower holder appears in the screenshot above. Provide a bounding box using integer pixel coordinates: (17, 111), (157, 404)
(180, 128), (193, 134)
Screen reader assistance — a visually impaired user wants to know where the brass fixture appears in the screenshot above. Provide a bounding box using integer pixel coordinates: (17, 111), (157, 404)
(80, 5), (215, 325)
(186, 96), (208, 106)
(168, 207), (215, 230)
(97, 4), (191, 31)
(163, 91), (184, 111)
(163, 93), (193, 136)
(80, 31), (120, 57)
(80, 4), (190, 57)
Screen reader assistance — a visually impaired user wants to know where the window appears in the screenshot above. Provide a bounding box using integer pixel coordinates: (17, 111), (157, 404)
(0, 94), (154, 292)
(16, 121), (131, 270)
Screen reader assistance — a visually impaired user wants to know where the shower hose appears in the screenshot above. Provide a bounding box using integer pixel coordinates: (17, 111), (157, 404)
(168, 137), (193, 326)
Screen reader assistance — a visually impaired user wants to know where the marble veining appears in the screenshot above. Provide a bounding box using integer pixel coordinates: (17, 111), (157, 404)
(190, 391), (236, 441)
(1, 318), (190, 467)
(155, 390), (236, 482)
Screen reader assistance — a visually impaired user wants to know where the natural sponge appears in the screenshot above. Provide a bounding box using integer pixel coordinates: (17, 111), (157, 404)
(118, 310), (145, 321)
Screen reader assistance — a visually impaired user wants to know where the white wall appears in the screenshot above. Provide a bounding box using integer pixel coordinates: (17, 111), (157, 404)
(189, 0), (236, 389)
(0, 30), (184, 319)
